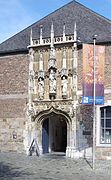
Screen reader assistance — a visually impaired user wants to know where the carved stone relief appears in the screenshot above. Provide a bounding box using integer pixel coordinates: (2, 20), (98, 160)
(38, 77), (44, 100)
(61, 76), (68, 97)
(49, 69), (56, 94)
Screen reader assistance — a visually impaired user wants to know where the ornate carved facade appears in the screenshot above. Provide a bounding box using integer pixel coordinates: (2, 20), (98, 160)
(25, 23), (80, 157)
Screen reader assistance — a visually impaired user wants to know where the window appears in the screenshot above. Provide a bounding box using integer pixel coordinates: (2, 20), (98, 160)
(100, 106), (111, 144)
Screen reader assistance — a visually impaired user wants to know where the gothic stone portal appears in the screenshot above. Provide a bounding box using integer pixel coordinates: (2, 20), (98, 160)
(42, 115), (67, 153)
(36, 111), (70, 155)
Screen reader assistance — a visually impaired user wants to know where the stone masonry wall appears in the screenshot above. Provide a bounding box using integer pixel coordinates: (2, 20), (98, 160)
(96, 147), (111, 160)
(0, 117), (25, 153)
(0, 53), (29, 153)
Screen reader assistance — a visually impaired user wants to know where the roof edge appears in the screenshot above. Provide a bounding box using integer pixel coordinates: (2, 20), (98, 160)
(0, 49), (28, 56)
(0, 1), (74, 45)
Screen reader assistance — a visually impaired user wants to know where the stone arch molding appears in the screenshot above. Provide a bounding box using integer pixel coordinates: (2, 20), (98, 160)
(34, 106), (71, 125)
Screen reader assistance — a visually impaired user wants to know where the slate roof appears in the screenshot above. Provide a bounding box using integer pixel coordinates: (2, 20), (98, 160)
(0, 0), (111, 54)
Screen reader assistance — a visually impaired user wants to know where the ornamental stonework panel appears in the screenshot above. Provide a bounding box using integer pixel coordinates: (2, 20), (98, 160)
(34, 100), (74, 118)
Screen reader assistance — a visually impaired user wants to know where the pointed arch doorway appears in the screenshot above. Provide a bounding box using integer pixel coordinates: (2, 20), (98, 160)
(42, 113), (67, 154)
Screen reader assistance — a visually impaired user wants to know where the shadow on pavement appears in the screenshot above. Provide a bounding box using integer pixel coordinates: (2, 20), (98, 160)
(0, 162), (32, 179)
(84, 158), (93, 169)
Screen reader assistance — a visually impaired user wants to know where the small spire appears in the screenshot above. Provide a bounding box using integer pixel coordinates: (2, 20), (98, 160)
(40, 25), (43, 44)
(63, 23), (66, 42)
(50, 22), (55, 59)
(30, 28), (33, 46)
(74, 22), (77, 48)
(51, 22), (54, 48)
(74, 22), (77, 42)
(39, 51), (43, 71)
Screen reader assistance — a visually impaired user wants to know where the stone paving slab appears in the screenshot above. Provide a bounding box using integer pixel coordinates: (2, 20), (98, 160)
(0, 152), (111, 180)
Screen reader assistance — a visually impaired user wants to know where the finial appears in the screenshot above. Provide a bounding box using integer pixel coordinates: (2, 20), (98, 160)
(51, 22), (54, 33)
(30, 28), (33, 46)
(51, 22), (54, 48)
(74, 22), (77, 48)
(63, 23), (66, 42)
(74, 22), (77, 42)
(40, 25), (43, 44)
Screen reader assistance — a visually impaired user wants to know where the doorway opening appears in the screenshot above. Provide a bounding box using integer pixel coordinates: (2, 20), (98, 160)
(42, 113), (67, 154)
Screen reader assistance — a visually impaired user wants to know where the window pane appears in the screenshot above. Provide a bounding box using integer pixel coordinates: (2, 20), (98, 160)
(106, 106), (111, 117)
(100, 129), (105, 143)
(106, 119), (111, 127)
(105, 129), (111, 143)
(101, 119), (104, 127)
(100, 108), (104, 117)
(100, 106), (111, 144)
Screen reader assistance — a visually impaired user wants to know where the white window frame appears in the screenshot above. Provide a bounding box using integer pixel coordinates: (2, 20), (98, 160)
(96, 105), (111, 147)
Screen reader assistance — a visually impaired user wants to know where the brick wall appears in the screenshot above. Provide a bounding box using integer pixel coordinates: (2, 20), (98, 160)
(0, 54), (28, 94)
(0, 98), (27, 118)
(0, 53), (28, 118)
(0, 53), (28, 152)
(80, 105), (93, 147)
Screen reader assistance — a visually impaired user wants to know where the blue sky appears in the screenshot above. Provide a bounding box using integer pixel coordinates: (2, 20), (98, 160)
(0, 0), (111, 43)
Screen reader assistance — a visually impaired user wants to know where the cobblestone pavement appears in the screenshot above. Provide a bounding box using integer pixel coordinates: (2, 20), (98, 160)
(0, 152), (111, 180)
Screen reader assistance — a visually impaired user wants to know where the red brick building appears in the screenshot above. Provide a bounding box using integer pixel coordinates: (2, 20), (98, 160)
(0, 1), (111, 159)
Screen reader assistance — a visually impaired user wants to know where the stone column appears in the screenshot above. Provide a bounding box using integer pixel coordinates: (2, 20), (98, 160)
(38, 51), (45, 100)
(28, 48), (34, 105)
(25, 47), (35, 155)
(61, 47), (68, 99)
(69, 23), (79, 158)
(49, 23), (57, 100)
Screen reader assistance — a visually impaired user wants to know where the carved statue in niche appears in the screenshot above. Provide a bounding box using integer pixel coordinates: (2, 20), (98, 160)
(29, 70), (35, 93)
(49, 57), (56, 69)
(49, 69), (56, 93)
(27, 103), (35, 118)
(61, 76), (68, 96)
(38, 77), (44, 100)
